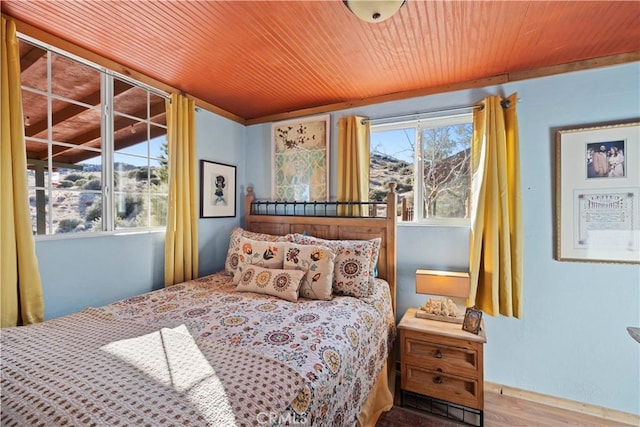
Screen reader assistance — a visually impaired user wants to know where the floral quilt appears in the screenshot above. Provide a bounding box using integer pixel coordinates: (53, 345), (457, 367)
(99, 272), (396, 426)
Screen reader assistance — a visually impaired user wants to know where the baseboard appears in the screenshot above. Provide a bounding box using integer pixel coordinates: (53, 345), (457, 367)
(485, 382), (640, 426)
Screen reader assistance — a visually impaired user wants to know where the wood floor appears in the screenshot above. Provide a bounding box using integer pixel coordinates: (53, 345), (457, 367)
(482, 389), (633, 426)
(384, 386), (636, 426)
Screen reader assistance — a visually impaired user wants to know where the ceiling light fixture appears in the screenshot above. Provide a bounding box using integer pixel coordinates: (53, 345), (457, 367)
(342, 0), (406, 23)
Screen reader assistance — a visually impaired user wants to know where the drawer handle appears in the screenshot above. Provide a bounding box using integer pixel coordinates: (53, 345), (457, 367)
(433, 376), (443, 384)
(434, 349), (443, 359)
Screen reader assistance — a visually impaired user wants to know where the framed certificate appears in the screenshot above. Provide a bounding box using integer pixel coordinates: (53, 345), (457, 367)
(555, 122), (639, 264)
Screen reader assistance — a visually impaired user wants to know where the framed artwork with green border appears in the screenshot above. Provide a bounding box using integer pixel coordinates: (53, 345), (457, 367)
(271, 114), (330, 202)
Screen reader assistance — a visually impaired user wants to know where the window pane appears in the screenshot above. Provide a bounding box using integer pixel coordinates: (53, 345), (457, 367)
(28, 169), (50, 235)
(149, 156), (168, 227)
(19, 40), (48, 92)
(421, 123), (471, 219)
(50, 189), (98, 234)
(56, 164), (102, 233)
(22, 90), (48, 141)
(113, 78), (148, 121)
(113, 191), (146, 229)
(52, 142), (102, 169)
(149, 127), (167, 156)
(51, 53), (101, 102)
(149, 194), (168, 227)
(50, 98), (102, 150)
(27, 158), (102, 235)
(25, 140), (48, 170)
(370, 127), (415, 218)
(114, 121), (148, 157)
(149, 92), (167, 126)
(114, 153), (151, 229)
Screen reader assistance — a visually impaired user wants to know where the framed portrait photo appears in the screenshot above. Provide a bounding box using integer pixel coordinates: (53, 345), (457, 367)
(462, 306), (483, 335)
(556, 122), (640, 264)
(200, 160), (236, 218)
(271, 114), (330, 202)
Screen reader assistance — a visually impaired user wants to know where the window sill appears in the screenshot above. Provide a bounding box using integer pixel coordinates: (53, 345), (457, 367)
(34, 227), (166, 242)
(397, 221), (470, 229)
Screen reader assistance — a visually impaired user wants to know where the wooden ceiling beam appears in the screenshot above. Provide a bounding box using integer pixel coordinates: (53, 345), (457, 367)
(20, 45), (46, 73)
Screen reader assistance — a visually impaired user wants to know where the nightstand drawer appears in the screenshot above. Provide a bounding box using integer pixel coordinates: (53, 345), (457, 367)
(402, 363), (482, 409)
(402, 329), (480, 378)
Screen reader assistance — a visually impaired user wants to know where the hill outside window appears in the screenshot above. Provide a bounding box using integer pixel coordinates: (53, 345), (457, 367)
(370, 114), (472, 225)
(19, 36), (168, 237)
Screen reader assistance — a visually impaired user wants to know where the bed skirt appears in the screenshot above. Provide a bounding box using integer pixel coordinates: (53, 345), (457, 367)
(358, 346), (396, 427)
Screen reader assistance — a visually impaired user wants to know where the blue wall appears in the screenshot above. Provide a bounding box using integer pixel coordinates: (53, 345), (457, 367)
(35, 63), (639, 415)
(246, 62), (640, 415)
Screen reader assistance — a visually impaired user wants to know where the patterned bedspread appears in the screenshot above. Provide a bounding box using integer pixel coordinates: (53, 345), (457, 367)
(1, 307), (303, 426)
(1, 272), (395, 426)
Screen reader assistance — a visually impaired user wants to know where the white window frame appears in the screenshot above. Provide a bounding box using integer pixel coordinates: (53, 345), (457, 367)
(19, 34), (169, 239)
(371, 113), (472, 227)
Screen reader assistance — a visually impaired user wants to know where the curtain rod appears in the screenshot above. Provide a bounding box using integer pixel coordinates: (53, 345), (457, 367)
(361, 99), (513, 125)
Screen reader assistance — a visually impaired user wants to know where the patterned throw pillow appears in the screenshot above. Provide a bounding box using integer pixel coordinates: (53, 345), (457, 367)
(232, 237), (286, 284)
(283, 242), (336, 301)
(224, 227), (292, 276)
(292, 234), (379, 298)
(236, 265), (305, 302)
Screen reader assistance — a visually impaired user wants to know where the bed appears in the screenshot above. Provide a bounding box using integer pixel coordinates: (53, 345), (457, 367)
(1, 185), (398, 426)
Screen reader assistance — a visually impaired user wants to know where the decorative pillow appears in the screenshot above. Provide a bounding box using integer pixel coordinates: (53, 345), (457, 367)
(232, 237), (286, 284)
(224, 227), (292, 276)
(368, 237), (382, 276)
(283, 242), (336, 301)
(236, 265), (305, 302)
(292, 234), (377, 298)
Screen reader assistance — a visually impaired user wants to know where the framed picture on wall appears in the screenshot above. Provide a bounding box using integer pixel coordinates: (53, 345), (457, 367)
(271, 114), (330, 201)
(200, 160), (236, 218)
(555, 122), (639, 264)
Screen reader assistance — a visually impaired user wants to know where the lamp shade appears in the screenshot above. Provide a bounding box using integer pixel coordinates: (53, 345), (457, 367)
(415, 269), (470, 298)
(342, 0), (406, 23)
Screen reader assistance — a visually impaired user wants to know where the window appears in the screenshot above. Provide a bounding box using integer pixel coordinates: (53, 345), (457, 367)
(19, 36), (168, 236)
(370, 114), (472, 224)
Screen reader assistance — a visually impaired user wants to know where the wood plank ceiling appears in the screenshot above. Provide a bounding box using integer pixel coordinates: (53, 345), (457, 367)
(2, 0), (640, 125)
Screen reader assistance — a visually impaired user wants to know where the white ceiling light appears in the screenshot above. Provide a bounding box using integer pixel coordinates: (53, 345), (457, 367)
(343, 0), (406, 23)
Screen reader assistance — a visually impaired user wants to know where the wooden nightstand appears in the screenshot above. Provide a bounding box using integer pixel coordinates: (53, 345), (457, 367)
(398, 307), (487, 426)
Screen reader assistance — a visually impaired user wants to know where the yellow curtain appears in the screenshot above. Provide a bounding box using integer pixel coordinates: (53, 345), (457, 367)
(469, 93), (523, 318)
(1, 17), (45, 327)
(337, 116), (370, 216)
(164, 93), (198, 286)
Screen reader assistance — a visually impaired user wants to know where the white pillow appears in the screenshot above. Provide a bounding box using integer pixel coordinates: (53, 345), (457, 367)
(283, 242), (336, 300)
(232, 236), (285, 284)
(236, 265), (305, 302)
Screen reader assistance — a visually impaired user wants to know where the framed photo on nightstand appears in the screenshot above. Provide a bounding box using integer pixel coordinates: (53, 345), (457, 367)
(462, 306), (483, 334)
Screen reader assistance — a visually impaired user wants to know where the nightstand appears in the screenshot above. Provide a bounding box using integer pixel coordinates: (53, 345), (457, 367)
(398, 307), (486, 426)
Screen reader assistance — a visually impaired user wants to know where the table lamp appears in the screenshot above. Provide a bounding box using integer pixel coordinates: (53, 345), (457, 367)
(415, 269), (470, 323)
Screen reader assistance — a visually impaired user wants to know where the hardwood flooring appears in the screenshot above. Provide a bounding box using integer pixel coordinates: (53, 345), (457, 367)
(377, 387), (636, 427)
(483, 389), (633, 426)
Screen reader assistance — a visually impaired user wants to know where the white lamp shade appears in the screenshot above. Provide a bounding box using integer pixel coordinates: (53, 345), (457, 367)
(343, 0), (406, 23)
